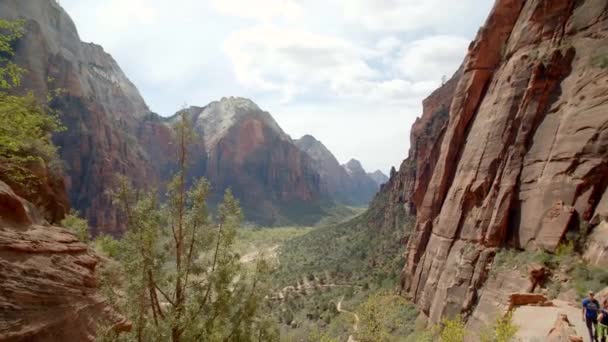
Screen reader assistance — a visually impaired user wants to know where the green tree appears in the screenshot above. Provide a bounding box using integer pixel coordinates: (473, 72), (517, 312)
(61, 210), (90, 242)
(103, 111), (275, 342)
(0, 19), (64, 189)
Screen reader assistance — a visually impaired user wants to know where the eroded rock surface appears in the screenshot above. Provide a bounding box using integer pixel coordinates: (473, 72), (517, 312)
(383, 0), (608, 326)
(0, 1), (332, 231)
(0, 180), (128, 341)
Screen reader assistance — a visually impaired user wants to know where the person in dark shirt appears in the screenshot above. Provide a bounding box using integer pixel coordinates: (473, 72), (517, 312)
(583, 291), (601, 342)
(598, 300), (608, 342)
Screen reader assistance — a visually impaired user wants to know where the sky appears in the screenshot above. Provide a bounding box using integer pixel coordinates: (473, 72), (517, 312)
(60, 0), (494, 174)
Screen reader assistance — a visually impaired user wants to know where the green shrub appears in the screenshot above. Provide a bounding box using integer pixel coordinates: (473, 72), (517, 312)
(60, 211), (90, 242)
(570, 263), (608, 299)
(0, 19), (65, 187)
(480, 312), (518, 342)
(439, 316), (466, 342)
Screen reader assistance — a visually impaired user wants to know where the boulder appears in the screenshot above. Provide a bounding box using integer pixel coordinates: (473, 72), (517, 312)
(546, 314), (582, 342)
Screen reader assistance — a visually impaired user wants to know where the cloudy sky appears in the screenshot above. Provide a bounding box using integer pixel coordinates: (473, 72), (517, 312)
(60, 0), (494, 174)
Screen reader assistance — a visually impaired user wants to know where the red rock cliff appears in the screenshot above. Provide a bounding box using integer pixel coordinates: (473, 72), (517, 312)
(0, 180), (128, 341)
(391, 0), (608, 326)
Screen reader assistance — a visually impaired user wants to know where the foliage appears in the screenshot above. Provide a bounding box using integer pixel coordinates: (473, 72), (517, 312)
(492, 239), (608, 301)
(93, 234), (121, 259)
(98, 111), (276, 341)
(356, 291), (418, 342)
(555, 240), (575, 257)
(60, 210), (90, 242)
(275, 191), (413, 288)
(480, 312), (518, 342)
(570, 262), (608, 299)
(439, 316), (466, 342)
(0, 19), (65, 188)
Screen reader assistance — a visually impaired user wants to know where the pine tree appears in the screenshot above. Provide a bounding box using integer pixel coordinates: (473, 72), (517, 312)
(103, 110), (277, 341)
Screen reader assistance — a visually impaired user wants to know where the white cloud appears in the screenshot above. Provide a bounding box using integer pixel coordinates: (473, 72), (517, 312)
(60, 0), (493, 172)
(223, 25), (378, 102)
(211, 0), (304, 21)
(339, 0), (491, 33)
(396, 35), (470, 82)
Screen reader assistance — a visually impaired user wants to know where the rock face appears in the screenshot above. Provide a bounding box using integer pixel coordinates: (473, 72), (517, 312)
(546, 314), (581, 342)
(183, 98), (325, 226)
(0, 0), (162, 235)
(371, 69), (461, 237)
(295, 135), (381, 205)
(0, 159), (69, 225)
(379, 0), (608, 327)
(584, 221), (608, 267)
(0, 1), (338, 231)
(367, 170), (389, 187)
(342, 159), (380, 205)
(0, 180), (128, 341)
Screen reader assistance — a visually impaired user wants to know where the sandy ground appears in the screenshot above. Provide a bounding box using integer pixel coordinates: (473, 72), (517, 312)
(513, 300), (590, 342)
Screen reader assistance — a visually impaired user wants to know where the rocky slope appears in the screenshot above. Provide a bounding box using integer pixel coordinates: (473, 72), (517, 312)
(0, 0), (163, 235)
(342, 159), (380, 205)
(377, 0), (608, 328)
(367, 170), (388, 187)
(181, 98), (325, 226)
(0, 0), (342, 231)
(295, 135), (380, 205)
(0, 180), (129, 341)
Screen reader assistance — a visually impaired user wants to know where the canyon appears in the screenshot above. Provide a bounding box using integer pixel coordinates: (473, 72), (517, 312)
(373, 0), (608, 332)
(0, 0), (382, 234)
(1, 0), (608, 340)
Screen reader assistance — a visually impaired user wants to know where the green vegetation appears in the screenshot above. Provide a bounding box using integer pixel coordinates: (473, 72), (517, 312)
(274, 193), (413, 288)
(356, 291), (418, 342)
(95, 112), (276, 342)
(61, 210), (90, 242)
(0, 19), (64, 189)
(234, 226), (314, 258)
(480, 312), (518, 342)
(266, 190), (417, 340)
(492, 245), (608, 300)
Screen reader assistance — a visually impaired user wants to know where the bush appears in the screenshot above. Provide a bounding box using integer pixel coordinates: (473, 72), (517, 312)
(60, 211), (89, 242)
(0, 20), (65, 187)
(439, 316), (466, 342)
(480, 311), (518, 342)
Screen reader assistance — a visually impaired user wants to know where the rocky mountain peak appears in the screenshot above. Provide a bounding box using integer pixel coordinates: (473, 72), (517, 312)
(184, 97), (287, 152)
(294, 135), (336, 162)
(343, 159), (365, 176)
(367, 170), (389, 186)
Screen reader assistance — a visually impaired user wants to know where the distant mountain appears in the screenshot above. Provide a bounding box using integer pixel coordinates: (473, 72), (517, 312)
(342, 159), (379, 204)
(294, 135), (380, 206)
(177, 98), (326, 226)
(0, 0), (327, 231)
(368, 170), (389, 186)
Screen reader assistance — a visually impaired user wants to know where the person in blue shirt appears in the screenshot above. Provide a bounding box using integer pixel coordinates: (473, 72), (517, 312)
(598, 300), (608, 342)
(583, 291), (601, 342)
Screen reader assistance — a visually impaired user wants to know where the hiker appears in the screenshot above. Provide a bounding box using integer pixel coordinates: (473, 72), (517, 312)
(598, 300), (608, 342)
(583, 291), (600, 342)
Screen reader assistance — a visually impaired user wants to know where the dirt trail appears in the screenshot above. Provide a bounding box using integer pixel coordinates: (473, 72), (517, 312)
(239, 244), (279, 263)
(336, 296), (360, 342)
(512, 300), (590, 342)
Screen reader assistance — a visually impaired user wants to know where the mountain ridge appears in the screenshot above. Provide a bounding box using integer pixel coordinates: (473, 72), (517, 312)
(0, 0), (371, 231)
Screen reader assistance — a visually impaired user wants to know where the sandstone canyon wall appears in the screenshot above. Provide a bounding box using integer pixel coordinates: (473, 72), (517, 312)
(0, 0), (339, 231)
(0, 179), (128, 341)
(295, 135), (381, 206)
(0, 0), (161, 235)
(379, 0), (608, 328)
